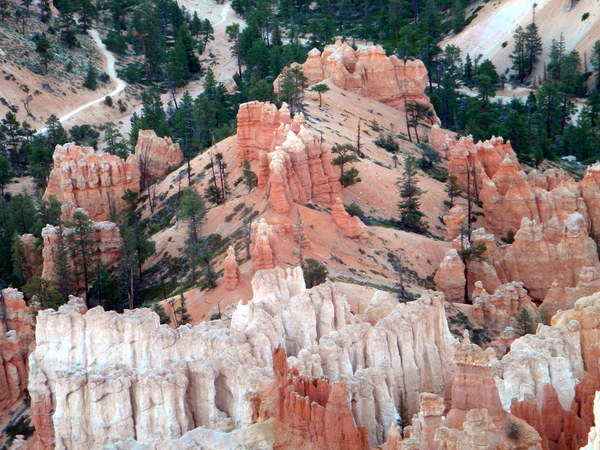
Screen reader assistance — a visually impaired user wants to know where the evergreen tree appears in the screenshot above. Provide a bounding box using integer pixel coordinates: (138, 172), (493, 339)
(54, 224), (72, 301)
(174, 293), (192, 325)
(310, 83), (329, 108)
(514, 306), (535, 336)
(67, 210), (96, 304)
(445, 174), (462, 209)
(0, 155), (12, 196)
(331, 143), (360, 187)
(35, 36), (52, 75)
(524, 23), (543, 76)
(226, 23), (242, 77)
(463, 53), (474, 87)
(22, 277), (63, 309)
(178, 187), (208, 284)
(83, 64), (98, 90)
(278, 65), (308, 116)
(397, 156), (428, 234)
(473, 59), (500, 101)
(451, 0), (465, 33)
(592, 40), (600, 89)
(242, 159), (257, 192)
(100, 122), (129, 159)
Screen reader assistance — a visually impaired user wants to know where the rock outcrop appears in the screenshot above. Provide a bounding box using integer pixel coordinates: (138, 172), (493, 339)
(236, 102), (292, 165)
(541, 266), (600, 318)
(434, 249), (465, 302)
(270, 347), (370, 449)
(471, 281), (539, 334)
(443, 205), (467, 241)
(331, 197), (365, 239)
(17, 233), (42, 281)
(28, 267), (457, 448)
(493, 214), (598, 299)
(249, 219), (279, 271)
(1, 289), (33, 421)
(236, 102), (343, 213)
(222, 246), (240, 290)
(134, 130), (183, 185)
(282, 41), (434, 111)
(41, 217), (121, 285)
(43, 143), (140, 222)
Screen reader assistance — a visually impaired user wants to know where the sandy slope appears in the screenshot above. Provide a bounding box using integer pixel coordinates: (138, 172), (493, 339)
(443, 0), (600, 77)
(142, 83), (452, 324)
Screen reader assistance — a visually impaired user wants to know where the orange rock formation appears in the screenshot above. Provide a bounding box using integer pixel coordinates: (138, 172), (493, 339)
(434, 249), (465, 302)
(43, 143), (140, 221)
(0, 289), (33, 421)
(250, 219), (279, 271)
(135, 129), (183, 185)
(331, 197), (365, 239)
(284, 41), (434, 111)
(271, 347), (370, 449)
(222, 245), (240, 290)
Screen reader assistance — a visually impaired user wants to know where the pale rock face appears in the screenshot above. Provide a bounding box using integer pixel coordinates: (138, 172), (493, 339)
(541, 266), (600, 318)
(43, 143), (140, 222)
(331, 197), (366, 239)
(495, 318), (583, 412)
(434, 249), (465, 302)
(29, 267), (457, 448)
(583, 392), (600, 449)
(277, 41), (435, 113)
(41, 216), (121, 286)
(134, 129), (183, 185)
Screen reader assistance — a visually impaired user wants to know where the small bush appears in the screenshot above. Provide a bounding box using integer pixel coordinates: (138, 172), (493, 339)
(345, 202), (364, 218)
(104, 96), (113, 107)
(501, 41), (508, 48)
(303, 259), (328, 288)
(582, 12), (589, 21)
(506, 420), (520, 440)
(374, 133), (399, 153)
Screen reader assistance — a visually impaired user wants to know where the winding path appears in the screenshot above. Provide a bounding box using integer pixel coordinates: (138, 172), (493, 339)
(38, 28), (127, 133)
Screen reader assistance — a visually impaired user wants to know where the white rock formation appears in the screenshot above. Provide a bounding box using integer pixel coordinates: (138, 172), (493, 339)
(494, 318), (584, 411)
(583, 392), (600, 450)
(29, 267), (457, 448)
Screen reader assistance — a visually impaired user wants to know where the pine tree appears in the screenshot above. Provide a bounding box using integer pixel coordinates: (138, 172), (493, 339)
(445, 174), (462, 209)
(54, 224), (72, 301)
(242, 159), (257, 192)
(510, 26), (528, 83)
(310, 83), (329, 108)
(35, 37), (52, 75)
(67, 210), (96, 304)
(397, 156), (428, 234)
(524, 23), (543, 76)
(463, 53), (474, 87)
(83, 64), (98, 90)
(278, 65), (308, 116)
(514, 307), (535, 336)
(178, 187), (207, 284)
(175, 293), (192, 325)
(331, 143), (361, 187)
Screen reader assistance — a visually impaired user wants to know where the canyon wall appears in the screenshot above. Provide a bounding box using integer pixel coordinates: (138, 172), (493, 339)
(44, 144), (140, 222)
(28, 267), (457, 448)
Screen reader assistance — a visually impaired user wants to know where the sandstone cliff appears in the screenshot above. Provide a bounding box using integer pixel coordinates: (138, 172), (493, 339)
(28, 267), (457, 448)
(43, 143), (140, 222)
